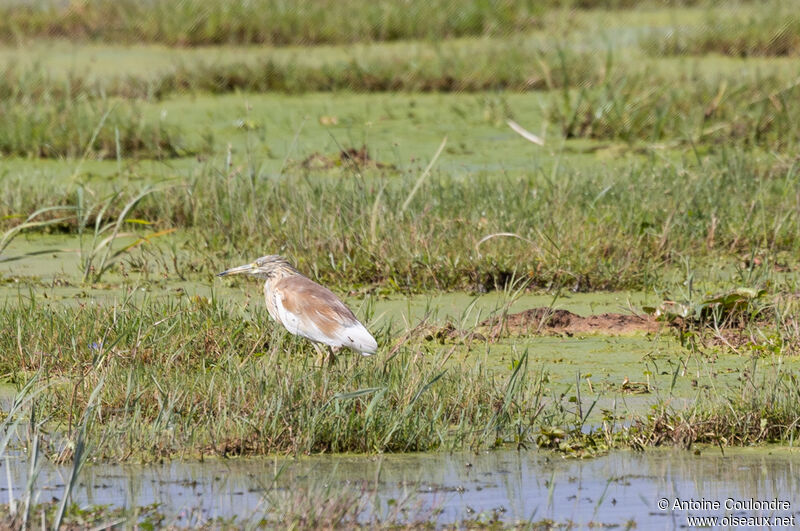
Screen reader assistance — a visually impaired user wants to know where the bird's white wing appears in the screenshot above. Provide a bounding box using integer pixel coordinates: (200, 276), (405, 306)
(273, 277), (377, 355)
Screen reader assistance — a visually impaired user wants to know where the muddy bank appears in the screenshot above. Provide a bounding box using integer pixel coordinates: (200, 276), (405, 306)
(426, 307), (660, 344)
(299, 145), (394, 170)
(482, 307), (660, 337)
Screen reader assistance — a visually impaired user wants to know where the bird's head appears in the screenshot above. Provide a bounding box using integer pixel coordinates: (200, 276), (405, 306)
(217, 255), (298, 280)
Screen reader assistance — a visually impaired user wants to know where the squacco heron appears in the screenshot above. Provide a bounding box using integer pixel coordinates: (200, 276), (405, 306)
(217, 255), (377, 361)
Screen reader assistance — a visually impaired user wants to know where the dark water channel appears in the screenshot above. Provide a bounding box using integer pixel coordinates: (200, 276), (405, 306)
(1, 447), (799, 527)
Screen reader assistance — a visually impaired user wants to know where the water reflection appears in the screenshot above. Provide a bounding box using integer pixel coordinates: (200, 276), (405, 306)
(1, 448), (799, 526)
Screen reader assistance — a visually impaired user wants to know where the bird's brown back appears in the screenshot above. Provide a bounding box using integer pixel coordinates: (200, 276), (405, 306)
(273, 275), (358, 337)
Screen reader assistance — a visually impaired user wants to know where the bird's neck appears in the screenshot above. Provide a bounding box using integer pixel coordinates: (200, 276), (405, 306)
(262, 270), (302, 322)
(263, 268), (301, 291)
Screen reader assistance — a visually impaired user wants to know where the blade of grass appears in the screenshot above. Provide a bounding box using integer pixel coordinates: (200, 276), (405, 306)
(400, 136), (447, 214)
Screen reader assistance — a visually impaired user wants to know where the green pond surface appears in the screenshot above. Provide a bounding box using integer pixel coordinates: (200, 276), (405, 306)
(0, 90), (622, 181)
(0, 84), (788, 191)
(1, 447), (799, 526)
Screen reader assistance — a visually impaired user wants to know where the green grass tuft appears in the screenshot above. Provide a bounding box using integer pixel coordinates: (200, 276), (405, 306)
(0, 99), (191, 159)
(645, 5), (800, 57)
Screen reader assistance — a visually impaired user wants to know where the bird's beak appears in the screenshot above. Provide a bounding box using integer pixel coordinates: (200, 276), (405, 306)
(217, 263), (256, 277)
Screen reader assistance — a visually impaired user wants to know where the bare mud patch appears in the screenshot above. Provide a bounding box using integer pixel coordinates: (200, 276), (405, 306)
(423, 322), (486, 344)
(300, 145), (394, 171)
(482, 308), (660, 337)
(423, 307), (660, 345)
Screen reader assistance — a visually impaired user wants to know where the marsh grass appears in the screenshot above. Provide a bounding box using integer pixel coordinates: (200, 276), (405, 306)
(88, 148), (800, 292)
(0, 0), (547, 46)
(0, 0), (758, 48)
(645, 6), (800, 57)
(75, 186), (177, 283)
(0, 63), (106, 102)
(627, 362), (800, 449)
(2, 143), (799, 292)
(1, 287), (799, 463)
(0, 293), (551, 460)
(549, 71), (800, 147)
(3, 42), (799, 161)
(147, 43), (611, 96)
(0, 501), (162, 530)
(0, 205), (76, 256)
(0, 98), (191, 159)
(0, 41), (613, 103)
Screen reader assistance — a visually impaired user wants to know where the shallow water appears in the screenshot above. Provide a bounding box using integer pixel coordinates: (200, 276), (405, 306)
(1, 448), (799, 527)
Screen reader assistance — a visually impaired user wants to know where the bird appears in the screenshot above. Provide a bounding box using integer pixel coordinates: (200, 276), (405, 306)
(217, 255), (377, 362)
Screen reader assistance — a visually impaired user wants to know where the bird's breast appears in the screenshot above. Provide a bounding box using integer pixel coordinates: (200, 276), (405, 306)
(263, 282), (281, 323)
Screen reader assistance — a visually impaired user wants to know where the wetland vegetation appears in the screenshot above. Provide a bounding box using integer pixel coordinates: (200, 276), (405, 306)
(1, 0), (800, 527)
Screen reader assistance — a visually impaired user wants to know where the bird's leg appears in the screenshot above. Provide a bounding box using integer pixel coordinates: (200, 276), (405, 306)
(311, 343), (338, 367)
(327, 346), (338, 367)
(312, 343), (327, 367)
